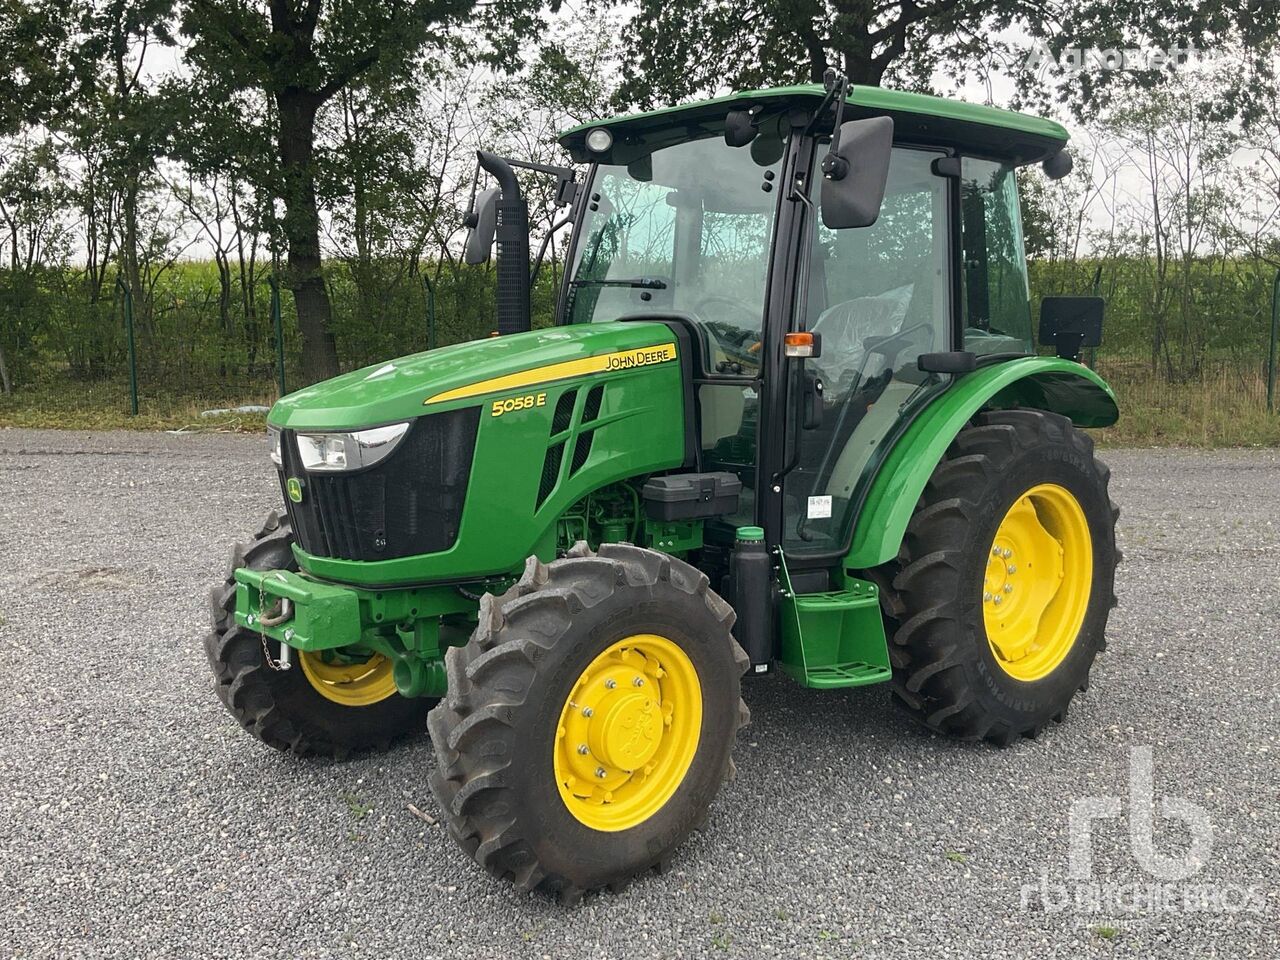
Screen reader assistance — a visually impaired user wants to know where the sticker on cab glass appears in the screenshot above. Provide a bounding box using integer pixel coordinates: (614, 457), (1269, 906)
(807, 495), (832, 519)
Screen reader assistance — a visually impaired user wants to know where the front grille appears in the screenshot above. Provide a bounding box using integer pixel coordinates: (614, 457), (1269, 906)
(278, 408), (480, 561)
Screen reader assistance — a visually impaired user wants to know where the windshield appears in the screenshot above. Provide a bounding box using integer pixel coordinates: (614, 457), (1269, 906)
(563, 130), (787, 375)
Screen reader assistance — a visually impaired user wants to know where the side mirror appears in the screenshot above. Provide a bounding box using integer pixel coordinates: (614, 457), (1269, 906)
(463, 187), (500, 265)
(1039, 296), (1104, 360)
(724, 109), (757, 148)
(819, 116), (893, 229)
(1042, 149), (1073, 181)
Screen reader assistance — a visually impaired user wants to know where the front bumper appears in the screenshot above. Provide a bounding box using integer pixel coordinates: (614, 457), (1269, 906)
(234, 567), (363, 650)
(232, 567), (476, 651)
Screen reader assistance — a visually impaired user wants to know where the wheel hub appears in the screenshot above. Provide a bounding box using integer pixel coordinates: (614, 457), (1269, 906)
(298, 649), (398, 706)
(554, 634), (702, 832)
(982, 483), (1092, 682)
(591, 689), (662, 770)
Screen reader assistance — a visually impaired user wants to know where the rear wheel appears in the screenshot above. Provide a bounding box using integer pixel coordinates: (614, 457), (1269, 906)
(205, 511), (433, 758)
(428, 543), (750, 903)
(872, 409), (1118, 745)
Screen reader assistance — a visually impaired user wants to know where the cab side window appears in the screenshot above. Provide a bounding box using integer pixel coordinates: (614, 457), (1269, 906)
(960, 159), (1034, 355)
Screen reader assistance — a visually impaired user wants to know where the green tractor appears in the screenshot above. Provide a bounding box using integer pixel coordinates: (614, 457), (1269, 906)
(207, 73), (1118, 902)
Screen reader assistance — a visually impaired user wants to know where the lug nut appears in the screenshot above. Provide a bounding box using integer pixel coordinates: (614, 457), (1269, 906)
(1002, 548), (1013, 559)
(993, 596), (1003, 605)
(992, 547), (1000, 557)
(633, 677), (645, 687)
(595, 767), (607, 778)
(582, 707), (594, 718)
(1004, 584), (1013, 594)
(983, 591), (992, 602)
(605, 678), (617, 689)
(577, 744), (589, 755)
(1007, 564), (1017, 574)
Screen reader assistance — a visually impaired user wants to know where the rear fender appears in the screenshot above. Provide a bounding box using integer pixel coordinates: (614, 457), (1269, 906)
(842, 357), (1117, 570)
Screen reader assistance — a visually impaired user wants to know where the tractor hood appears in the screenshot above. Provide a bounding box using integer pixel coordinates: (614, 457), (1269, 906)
(268, 321), (680, 431)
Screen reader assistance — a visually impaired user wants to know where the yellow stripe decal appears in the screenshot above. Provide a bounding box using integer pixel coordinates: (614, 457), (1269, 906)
(424, 342), (678, 405)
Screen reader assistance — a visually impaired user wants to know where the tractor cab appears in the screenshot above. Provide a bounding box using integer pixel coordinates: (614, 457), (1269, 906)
(209, 75), (1119, 903)
(550, 79), (1093, 573)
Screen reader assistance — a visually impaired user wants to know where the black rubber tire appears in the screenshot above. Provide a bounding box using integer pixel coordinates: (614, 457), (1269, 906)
(427, 542), (750, 904)
(870, 409), (1119, 746)
(205, 510), (434, 758)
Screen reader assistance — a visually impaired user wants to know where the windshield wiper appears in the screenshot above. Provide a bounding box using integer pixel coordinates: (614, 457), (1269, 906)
(568, 277), (668, 289)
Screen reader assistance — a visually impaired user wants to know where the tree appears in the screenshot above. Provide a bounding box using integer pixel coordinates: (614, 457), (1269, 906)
(164, 72), (277, 375)
(68, 0), (179, 336)
(608, 0), (1262, 112)
(0, 133), (74, 391)
(611, 0), (1059, 106)
(1101, 74), (1243, 376)
(0, 0), (72, 136)
(179, 0), (541, 383)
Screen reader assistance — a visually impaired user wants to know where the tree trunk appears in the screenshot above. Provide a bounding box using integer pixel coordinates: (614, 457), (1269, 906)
(276, 88), (340, 383)
(0, 339), (11, 394)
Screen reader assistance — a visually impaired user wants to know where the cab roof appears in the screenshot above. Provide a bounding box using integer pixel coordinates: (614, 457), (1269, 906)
(560, 84), (1069, 167)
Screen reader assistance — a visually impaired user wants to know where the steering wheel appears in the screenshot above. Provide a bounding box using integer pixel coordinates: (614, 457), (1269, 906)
(695, 296), (765, 372)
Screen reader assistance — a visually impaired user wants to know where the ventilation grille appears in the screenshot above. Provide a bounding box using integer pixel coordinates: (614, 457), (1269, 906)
(570, 431), (594, 474)
(280, 408), (480, 561)
(537, 384), (606, 510)
(552, 389), (577, 434)
(537, 442), (564, 509)
(583, 384), (604, 423)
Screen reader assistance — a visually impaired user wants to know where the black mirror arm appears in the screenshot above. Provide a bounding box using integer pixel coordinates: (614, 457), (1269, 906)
(819, 69), (851, 181)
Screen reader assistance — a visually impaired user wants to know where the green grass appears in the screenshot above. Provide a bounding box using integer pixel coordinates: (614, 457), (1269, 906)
(1093, 359), (1280, 447)
(340, 792), (373, 820)
(0, 377), (272, 432)
(1092, 924), (1120, 941)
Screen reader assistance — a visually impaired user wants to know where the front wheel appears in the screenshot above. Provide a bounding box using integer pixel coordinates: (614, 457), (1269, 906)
(873, 409), (1119, 745)
(428, 543), (750, 903)
(205, 511), (433, 758)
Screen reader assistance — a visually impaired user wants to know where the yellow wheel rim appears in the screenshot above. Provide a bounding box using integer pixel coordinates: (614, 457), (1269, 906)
(298, 650), (398, 707)
(983, 483), (1092, 682)
(554, 634), (703, 832)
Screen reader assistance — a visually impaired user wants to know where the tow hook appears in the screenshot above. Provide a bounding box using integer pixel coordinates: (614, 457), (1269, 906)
(259, 596), (293, 627)
(248, 576), (295, 671)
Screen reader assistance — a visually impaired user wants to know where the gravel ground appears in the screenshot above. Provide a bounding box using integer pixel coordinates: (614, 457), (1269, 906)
(0, 428), (1276, 959)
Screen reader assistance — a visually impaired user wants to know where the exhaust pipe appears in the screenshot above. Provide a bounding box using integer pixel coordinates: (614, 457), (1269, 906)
(477, 151), (531, 336)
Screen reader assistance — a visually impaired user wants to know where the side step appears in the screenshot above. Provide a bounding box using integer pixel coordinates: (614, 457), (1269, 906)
(777, 574), (893, 689)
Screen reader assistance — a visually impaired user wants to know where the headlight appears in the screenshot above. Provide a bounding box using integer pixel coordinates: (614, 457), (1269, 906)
(585, 127), (613, 153)
(267, 425), (283, 466)
(295, 422), (411, 472)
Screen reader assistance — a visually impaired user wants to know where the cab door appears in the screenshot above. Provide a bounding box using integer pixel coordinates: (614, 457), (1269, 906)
(779, 146), (954, 558)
